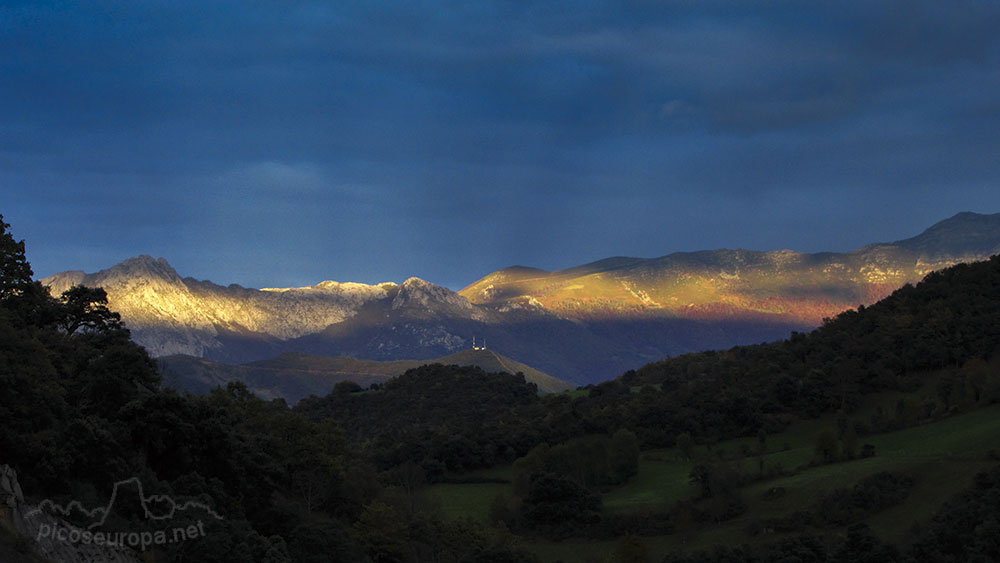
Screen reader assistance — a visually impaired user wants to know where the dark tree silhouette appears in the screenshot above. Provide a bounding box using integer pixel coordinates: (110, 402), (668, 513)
(57, 285), (123, 335)
(0, 214), (33, 301)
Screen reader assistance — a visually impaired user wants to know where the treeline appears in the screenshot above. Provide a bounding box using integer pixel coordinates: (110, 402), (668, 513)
(660, 465), (1000, 563)
(747, 471), (915, 535)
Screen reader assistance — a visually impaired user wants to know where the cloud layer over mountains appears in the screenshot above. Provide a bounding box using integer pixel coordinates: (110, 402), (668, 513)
(5, 1), (1000, 289)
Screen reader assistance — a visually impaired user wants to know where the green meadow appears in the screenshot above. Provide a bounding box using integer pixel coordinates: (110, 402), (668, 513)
(425, 401), (1000, 561)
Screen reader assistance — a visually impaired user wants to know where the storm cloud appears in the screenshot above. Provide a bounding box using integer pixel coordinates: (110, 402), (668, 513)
(2, 1), (999, 289)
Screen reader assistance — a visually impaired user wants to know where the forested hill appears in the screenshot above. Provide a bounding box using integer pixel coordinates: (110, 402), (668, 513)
(615, 255), (1000, 439)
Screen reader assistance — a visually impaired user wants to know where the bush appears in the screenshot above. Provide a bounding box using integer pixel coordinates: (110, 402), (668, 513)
(519, 472), (601, 538)
(333, 380), (363, 394)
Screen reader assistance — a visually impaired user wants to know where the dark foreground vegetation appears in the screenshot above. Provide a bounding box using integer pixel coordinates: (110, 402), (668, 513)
(3, 212), (1000, 562)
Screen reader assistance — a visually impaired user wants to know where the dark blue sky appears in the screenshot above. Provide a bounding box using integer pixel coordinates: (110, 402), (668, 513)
(3, 1), (1000, 290)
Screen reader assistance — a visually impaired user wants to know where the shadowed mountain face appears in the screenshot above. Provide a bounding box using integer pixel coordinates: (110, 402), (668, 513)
(42, 212), (1000, 385)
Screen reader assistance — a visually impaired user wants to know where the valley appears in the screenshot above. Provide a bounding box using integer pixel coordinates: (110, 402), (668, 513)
(4, 212), (1000, 562)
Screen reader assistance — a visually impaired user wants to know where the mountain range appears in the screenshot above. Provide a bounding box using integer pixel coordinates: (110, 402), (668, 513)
(42, 212), (1000, 385)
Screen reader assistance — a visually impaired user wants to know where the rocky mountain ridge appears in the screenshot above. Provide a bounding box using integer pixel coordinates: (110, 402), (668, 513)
(461, 212), (1000, 326)
(41, 212), (1000, 384)
(44, 256), (401, 357)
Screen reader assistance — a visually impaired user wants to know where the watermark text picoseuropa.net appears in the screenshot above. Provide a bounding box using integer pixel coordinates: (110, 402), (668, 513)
(26, 476), (224, 551)
(37, 520), (208, 551)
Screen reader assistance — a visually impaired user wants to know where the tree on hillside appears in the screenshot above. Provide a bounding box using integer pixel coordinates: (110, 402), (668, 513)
(611, 428), (640, 483)
(815, 429), (839, 463)
(0, 214), (52, 326)
(676, 431), (694, 461)
(520, 472), (601, 536)
(0, 214), (33, 301)
(333, 380), (363, 394)
(57, 285), (123, 335)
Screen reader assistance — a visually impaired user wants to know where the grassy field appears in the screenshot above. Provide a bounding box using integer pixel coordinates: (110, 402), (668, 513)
(602, 455), (696, 512)
(423, 464), (514, 520)
(424, 482), (509, 521)
(423, 402), (1000, 561)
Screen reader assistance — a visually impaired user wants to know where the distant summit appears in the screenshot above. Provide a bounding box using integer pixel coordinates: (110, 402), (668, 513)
(45, 255), (183, 290)
(892, 212), (1000, 259)
(109, 255), (183, 282)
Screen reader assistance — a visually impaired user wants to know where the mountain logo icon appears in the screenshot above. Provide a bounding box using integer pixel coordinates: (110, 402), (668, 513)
(27, 477), (224, 530)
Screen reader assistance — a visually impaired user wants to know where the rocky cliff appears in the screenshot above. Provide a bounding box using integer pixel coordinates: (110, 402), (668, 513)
(44, 256), (399, 359)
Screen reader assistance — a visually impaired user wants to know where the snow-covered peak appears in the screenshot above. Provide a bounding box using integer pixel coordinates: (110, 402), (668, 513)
(261, 279), (397, 297)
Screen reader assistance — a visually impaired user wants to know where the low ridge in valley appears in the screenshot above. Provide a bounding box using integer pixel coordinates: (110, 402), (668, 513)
(161, 346), (573, 403)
